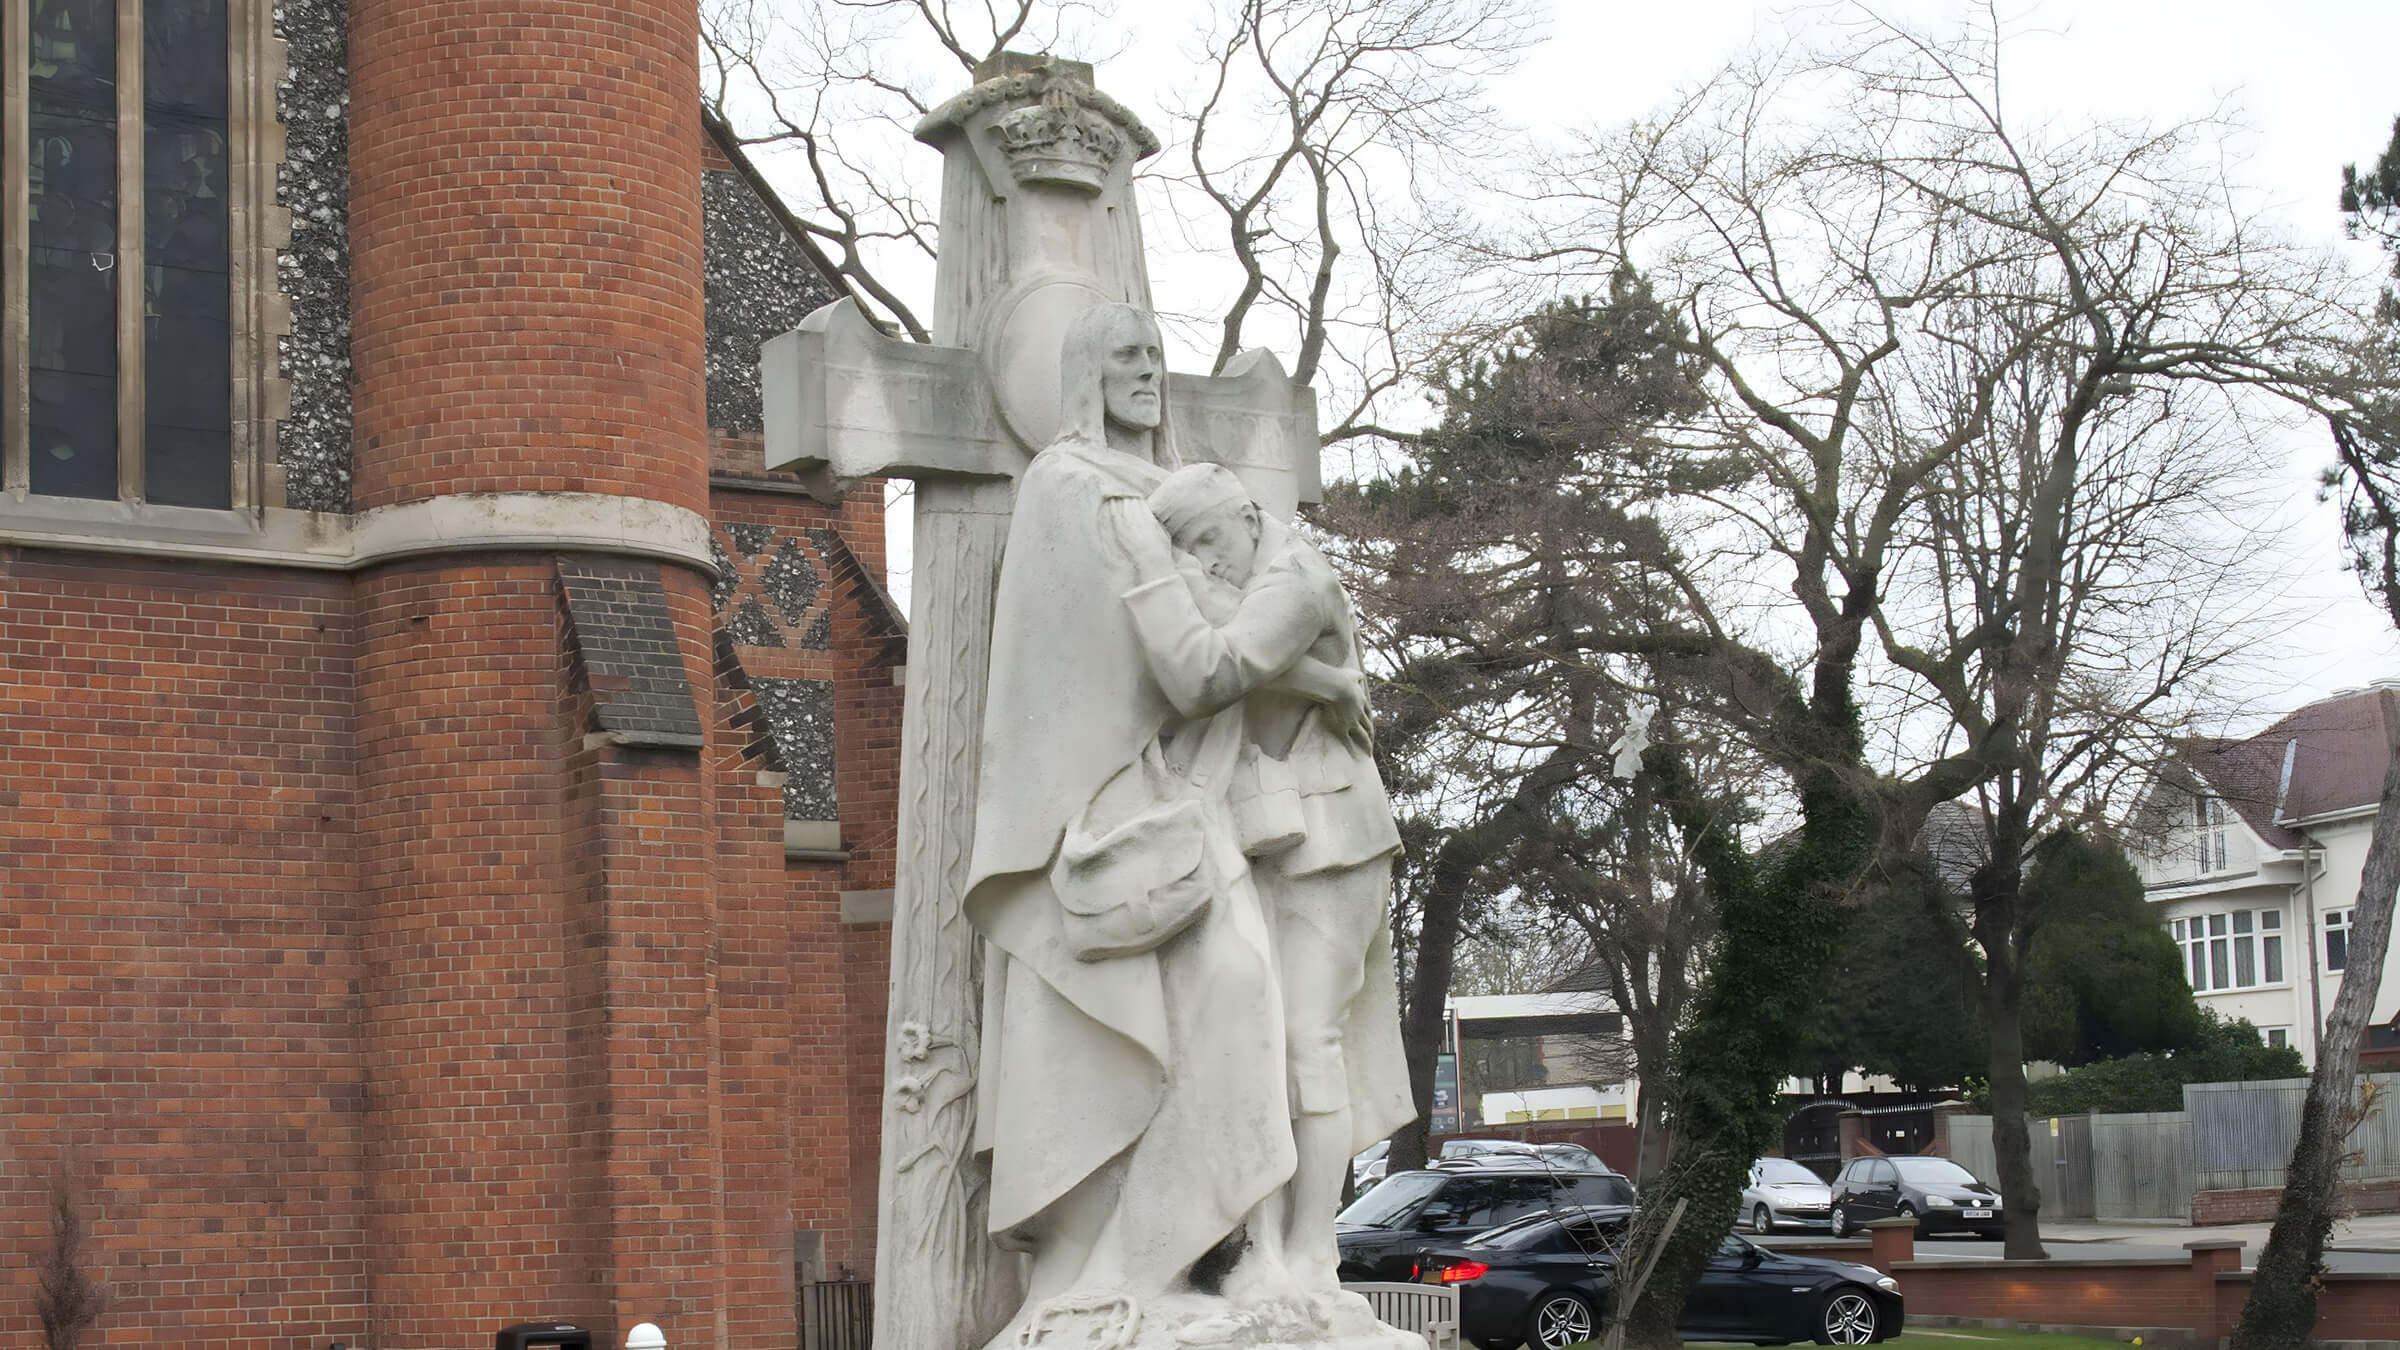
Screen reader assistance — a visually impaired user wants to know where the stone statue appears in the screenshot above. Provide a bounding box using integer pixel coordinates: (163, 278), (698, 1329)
(964, 303), (1417, 1350)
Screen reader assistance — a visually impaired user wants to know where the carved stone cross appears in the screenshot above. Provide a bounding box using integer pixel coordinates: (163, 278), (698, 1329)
(760, 53), (1321, 1350)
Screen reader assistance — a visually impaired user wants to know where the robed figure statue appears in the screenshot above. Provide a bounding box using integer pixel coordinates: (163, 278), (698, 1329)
(965, 302), (1415, 1350)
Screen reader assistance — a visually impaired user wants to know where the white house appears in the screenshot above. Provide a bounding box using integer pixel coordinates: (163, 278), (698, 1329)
(2133, 682), (2400, 1066)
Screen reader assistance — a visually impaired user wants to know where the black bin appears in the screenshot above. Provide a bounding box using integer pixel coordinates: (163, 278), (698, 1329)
(496, 1323), (593, 1350)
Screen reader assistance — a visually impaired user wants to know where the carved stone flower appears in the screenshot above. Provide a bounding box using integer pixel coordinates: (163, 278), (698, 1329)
(896, 1019), (954, 1065)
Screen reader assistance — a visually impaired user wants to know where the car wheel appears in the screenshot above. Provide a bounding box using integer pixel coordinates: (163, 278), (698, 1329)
(1752, 1204), (1775, 1236)
(1815, 1287), (1879, 1345)
(1895, 1202), (1915, 1222)
(1525, 1291), (1597, 1350)
(1828, 1204), (1851, 1238)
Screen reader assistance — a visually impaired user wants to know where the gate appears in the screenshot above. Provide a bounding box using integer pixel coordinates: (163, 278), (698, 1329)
(799, 1279), (874, 1350)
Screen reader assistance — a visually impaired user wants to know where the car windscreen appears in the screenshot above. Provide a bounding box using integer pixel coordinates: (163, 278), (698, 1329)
(1479, 1211), (1628, 1254)
(1754, 1159), (1819, 1184)
(1557, 1174), (1636, 1207)
(1536, 1144), (1601, 1168)
(1481, 1215), (1575, 1250)
(1889, 1156), (1978, 1185)
(1338, 1171), (1444, 1227)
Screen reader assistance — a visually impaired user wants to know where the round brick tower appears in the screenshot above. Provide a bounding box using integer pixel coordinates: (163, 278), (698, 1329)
(347, 2), (725, 1345)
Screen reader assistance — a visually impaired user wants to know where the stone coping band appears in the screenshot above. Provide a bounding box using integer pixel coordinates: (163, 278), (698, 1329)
(0, 490), (719, 578)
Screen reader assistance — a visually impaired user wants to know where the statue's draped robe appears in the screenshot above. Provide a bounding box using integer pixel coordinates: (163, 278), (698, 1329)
(1119, 535), (1415, 1147)
(967, 437), (1295, 1294)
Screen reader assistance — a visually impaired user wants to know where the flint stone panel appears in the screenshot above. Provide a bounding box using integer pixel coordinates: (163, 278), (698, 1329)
(704, 167), (835, 435)
(274, 0), (352, 512)
(751, 676), (838, 821)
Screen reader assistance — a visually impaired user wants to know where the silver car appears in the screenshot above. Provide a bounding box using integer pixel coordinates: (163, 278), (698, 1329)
(1351, 1139), (1391, 1192)
(1741, 1156), (1834, 1233)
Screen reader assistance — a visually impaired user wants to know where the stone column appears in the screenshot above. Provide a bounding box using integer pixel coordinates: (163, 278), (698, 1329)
(347, 1), (721, 1344)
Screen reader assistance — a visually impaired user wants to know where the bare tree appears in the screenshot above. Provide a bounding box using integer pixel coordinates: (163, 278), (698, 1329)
(698, 0), (1117, 341)
(1859, 294), (2294, 1261)
(1448, 920), (1589, 998)
(1503, 7), (2383, 1336)
(1160, 0), (1537, 441)
(699, 0), (1537, 447)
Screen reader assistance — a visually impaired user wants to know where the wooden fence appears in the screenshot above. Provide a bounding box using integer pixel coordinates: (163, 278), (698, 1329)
(1945, 1071), (2399, 1223)
(1345, 1282), (1461, 1350)
(1950, 1108), (2193, 1221)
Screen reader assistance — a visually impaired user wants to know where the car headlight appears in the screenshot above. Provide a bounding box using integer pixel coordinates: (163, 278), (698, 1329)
(1923, 1195), (1954, 1207)
(1875, 1276), (1898, 1293)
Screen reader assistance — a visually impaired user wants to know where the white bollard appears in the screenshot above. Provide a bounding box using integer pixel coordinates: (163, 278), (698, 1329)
(624, 1323), (666, 1350)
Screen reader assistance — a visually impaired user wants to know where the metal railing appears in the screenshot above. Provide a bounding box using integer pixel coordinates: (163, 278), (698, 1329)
(799, 1279), (874, 1350)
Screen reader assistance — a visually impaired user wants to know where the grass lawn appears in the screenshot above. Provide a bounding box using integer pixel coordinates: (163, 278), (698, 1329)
(1660, 1325), (2131, 1335)
(1572, 1322), (2142, 1350)
(1696, 1332), (2136, 1350)
(1871, 1332), (2138, 1350)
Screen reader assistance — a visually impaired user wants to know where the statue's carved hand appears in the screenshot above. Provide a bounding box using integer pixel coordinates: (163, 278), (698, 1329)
(1327, 671), (1374, 753)
(1101, 496), (1176, 581)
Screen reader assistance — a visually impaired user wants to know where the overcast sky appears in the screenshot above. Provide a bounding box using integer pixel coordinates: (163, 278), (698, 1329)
(1490, 1), (2400, 720)
(860, 0), (2400, 721)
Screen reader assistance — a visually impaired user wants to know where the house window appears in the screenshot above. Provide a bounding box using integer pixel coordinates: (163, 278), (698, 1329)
(5, 0), (273, 510)
(2265, 1028), (2289, 1050)
(2173, 907), (2287, 993)
(2325, 908), (2349, 974)
(2192, 795), (2229, 872)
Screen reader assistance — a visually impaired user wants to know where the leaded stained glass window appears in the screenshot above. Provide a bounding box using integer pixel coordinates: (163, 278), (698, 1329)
(6, 0), (248, 510)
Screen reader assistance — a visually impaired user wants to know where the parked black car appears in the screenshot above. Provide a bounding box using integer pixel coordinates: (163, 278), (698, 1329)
(1415, 1207), (1903, 1349)
(1828, 1154), (2001, 1238)
(1334, 1166), (1638, 1282)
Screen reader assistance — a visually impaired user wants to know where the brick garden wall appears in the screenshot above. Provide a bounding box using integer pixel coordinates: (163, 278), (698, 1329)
(1783, 1222), (2400, 1346)
(2190, 1177), (2400, 1225)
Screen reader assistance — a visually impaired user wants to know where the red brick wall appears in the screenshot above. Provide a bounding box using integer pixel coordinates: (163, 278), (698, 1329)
(0, 515), (898, 1348)
(349, 0), (709, 514)
(353, 558), (598, 1344)
(2191, 1178), (2400, 1225)
(0, 8), (906, 1341)
(0, 553), (366, 1347)
(708, 460), (902, 1288)
(346, 0), (733, 1343)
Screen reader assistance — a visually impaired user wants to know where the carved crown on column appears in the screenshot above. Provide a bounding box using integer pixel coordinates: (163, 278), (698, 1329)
(915, 51), (1161, 193)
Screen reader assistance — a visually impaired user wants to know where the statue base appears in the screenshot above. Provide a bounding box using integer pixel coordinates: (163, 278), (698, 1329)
(1005, 1286), (1430, 1350)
